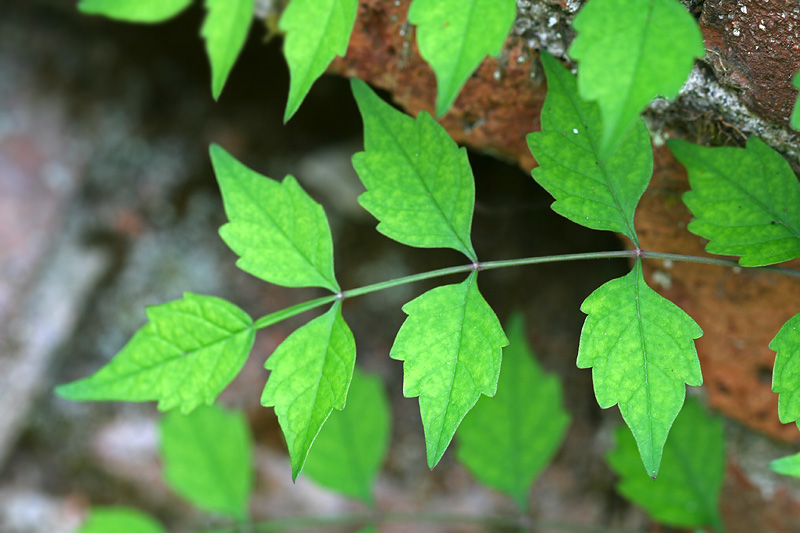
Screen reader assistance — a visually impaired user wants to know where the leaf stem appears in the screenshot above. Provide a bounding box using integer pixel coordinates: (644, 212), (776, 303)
(252, 249), (800, 329)
(253, 295), (338, 329)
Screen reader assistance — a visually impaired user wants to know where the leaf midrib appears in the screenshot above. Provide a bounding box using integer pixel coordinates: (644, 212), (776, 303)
(632, 261), (656, 475)
(369, 109), (476, 260)
(232, 176), (337, 291)
(550, 56), (639, 246)
(433, 274), (475, 461)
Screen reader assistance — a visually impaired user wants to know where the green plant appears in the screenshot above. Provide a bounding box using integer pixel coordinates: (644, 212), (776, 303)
(58, 0), (800, 531)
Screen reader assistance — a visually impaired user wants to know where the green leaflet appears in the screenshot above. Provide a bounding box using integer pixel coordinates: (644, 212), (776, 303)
(607, 399), (725, 531)
(210, 144), (340, 292)
(261, 301), (356, 480)
(456, 314), (569, 510)
(569, 0), (704, 159)
(527, 51), (652, 246)
(202, 0), (254, 100)
(408, 0), (516, 117)
(669, 137), (800, 267)
(770, 312), (800, 426)
(160, 404), (253, 519)
(771, 452), (800, 477)
(792, 70), (800, 131)
(77, 507), (165, 533)
(55, 293), (255, 414)
(351, 79), (477, 261)
(281, 0), (358, 122)
(78, 0), (192, 23)
(578, 259), (703, 478)
(303, 368), (390, 504)
(391, 271), (507, 469)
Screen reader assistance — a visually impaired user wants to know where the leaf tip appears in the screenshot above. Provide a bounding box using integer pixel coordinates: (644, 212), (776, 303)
(211, 83), (222, 102)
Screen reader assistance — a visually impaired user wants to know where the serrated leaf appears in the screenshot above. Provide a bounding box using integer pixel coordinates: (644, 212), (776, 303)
(391, 271), (507, 469)
(78, 0), (192, 23)
(202, 0), (253, 100)
(771, 451), (800, 477)
(669, 137), (800, 267)
(303, 368), (390, 503)
(792, 70), (800, 131)
(281, 0), (358, 122)
(210, 144), (340, 292)
(607, 399), (725, 530)
(351, 79), (477, 260)
(527, 51), (652, 246)
(579, 259), (703, 478)
(56, 293), (255, 414)
(408, 0), (516, 117)
(160, 404), (252, 519)
(770, 313), (800, 425)
(569, 0), (704, 158)
(261, 301), (356, 480)
(77, 507), (165, 533)
(456, 313), (569, 510)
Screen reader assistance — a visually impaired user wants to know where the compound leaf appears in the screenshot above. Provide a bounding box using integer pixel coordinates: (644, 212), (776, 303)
(456, 313), (569, 510)
(56, 293), (255, 414)
(78, 0), (192, 23)
(608, 398), (725, 530)
(669, 137), (800, 267)
(281, 0), (358, 122)
(351, 79), (477, 261)
(770, 312), (800, 426)
(391, 271), (507, 469)
(569, 0), (704, 158)
(160, 404), (253, 519)
(792, 70), (800, 131)
(261, 301), (356, 480)
(202, 0), (253, 100)
(210, 144), (340, 292)
(408, 0), (516, 117)
(579, 259), (703, 478)
(771, 452), (800, 477)
(527, 51), (652, 246)
(77, 507), (165, 533)
(303, 368), (390, 504)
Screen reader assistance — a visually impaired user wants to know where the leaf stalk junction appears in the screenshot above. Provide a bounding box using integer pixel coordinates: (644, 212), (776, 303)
(252, 248), (800, 332)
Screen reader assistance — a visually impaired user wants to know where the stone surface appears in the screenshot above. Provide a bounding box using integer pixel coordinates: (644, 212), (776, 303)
(700, 0), (800, 128)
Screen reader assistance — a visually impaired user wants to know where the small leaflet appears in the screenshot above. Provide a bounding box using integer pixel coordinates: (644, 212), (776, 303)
(669, 137), (800, 267)
(771, 451), (800, 477)
(607, 399), (725, 530)
(210, 144), (340, 293)
(281, 0), (358, 122)
(160, 404), (253, 519)
(527, 51), (652, 246)
(261, 301), (356, 480)
(569, 0), (704, 159)
(76, 507), (165, 533)
(408, 0), (517, 117)
(456, 314), (569, 510)
(351, 79), (477, 261)
(792, 70), (800, 131)
(55, 293), (255, 414)
(578, 259), (703, 478)
(390, 272), (507, 469)
(303, 368), (390, 504)
(201, 0), (254, 100)
(77, 0), (192, 23)
(770, 312), (800, 427)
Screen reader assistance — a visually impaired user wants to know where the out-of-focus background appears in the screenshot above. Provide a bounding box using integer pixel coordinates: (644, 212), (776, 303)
(2, 1), (800, 532)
